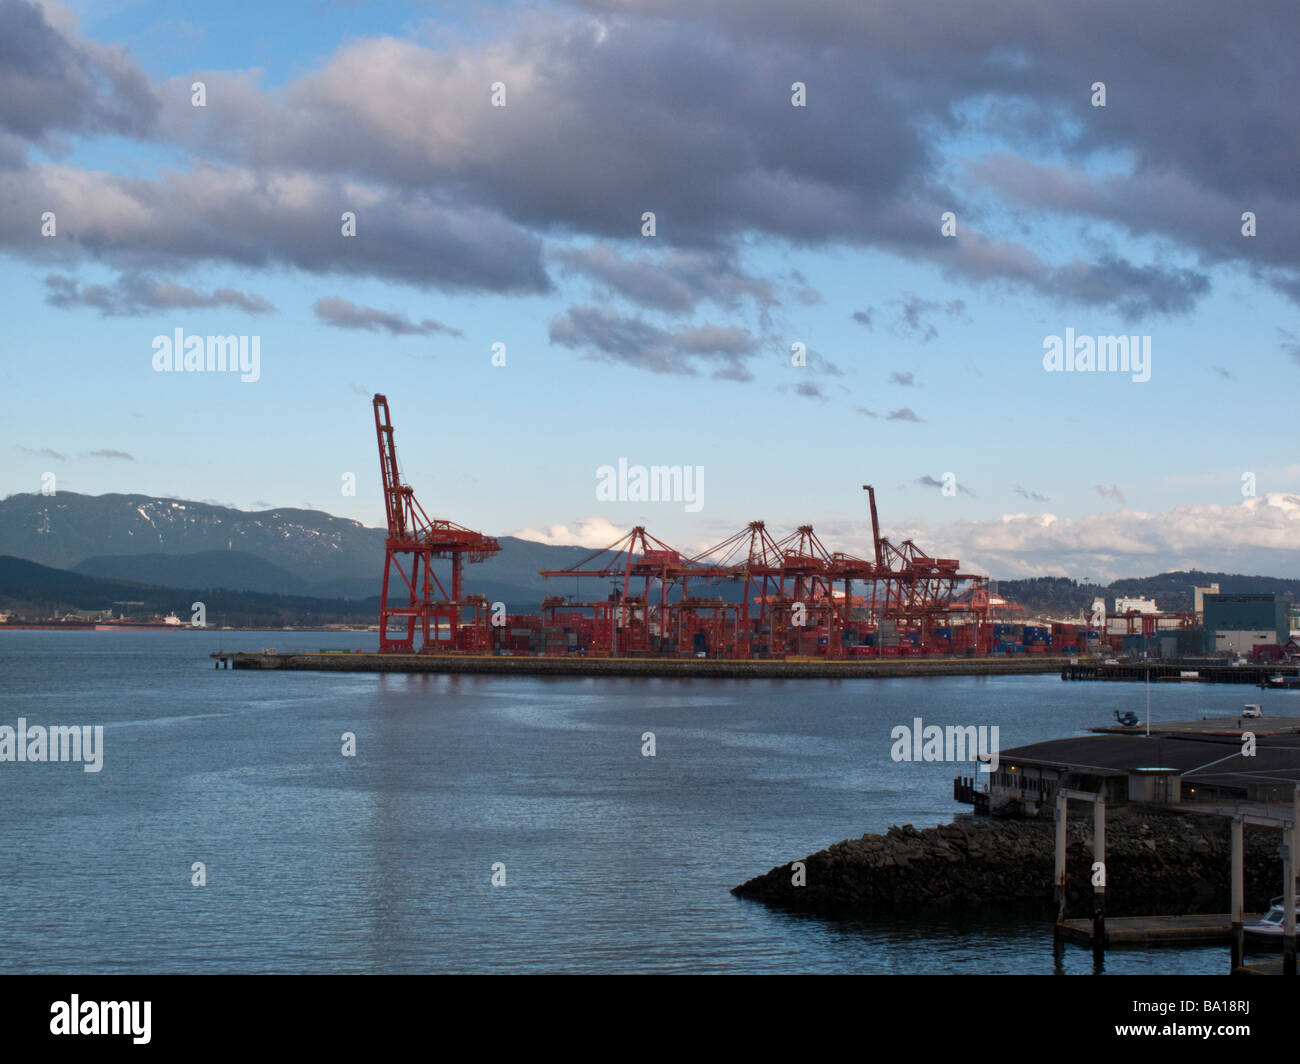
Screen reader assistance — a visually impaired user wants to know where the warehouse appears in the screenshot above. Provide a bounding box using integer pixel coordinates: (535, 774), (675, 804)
(1202, 592), (1291, 656)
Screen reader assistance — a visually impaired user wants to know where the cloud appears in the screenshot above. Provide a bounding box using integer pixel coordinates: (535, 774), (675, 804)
(1211, 365), (1233, 380)
(899, 494), (1300, 582)
(889, 294), (965, 342)
(851, 309), (874, 328)
(0, 0), (158, 143)
(1096, 483), (1127, 505)
(783, 380), (828, 401)
(510, 516), (627, 549)
(856, 406), (878, 418)
(86, 449), (134, 460)
(805, 349), (844, 376)
(1281, 329), (1300, 366)
(551, 244), (777, 316)
(886, 407), (923, 422)
(313, 297), (462, 337)
(548, 305), (757, 379)
(888, 370), (916, 386)
(19, 445), (66, 460)
(917, 474), (973, 496)
(4, 0), (1298, 318)
(44, 273), (274, 315)
(3, 163), (551, 296)
(1014, 485), (1050, 503)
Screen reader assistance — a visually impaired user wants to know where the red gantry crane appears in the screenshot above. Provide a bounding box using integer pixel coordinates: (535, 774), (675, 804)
(537, 525), (703, 655)
(373, 394), (500, 653)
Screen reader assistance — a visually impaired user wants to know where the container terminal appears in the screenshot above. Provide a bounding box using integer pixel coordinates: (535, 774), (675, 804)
(210, 396), (1297, 676)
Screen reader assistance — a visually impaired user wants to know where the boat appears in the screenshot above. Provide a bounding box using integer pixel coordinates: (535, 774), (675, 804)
(1244, 896), (1300, 948)
(1261, 674), (1300, 690)
(93, 612), (187, 631)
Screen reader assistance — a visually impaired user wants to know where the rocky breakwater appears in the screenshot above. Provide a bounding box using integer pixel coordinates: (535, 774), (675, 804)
(732, 807), (1287, 916)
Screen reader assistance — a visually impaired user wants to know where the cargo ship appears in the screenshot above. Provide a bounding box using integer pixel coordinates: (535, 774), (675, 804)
(94, 614), (187, 630)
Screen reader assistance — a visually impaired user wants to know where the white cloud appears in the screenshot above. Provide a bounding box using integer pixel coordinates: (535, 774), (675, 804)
(510, 516), (627, 548)
(905, 494), (1300, 581)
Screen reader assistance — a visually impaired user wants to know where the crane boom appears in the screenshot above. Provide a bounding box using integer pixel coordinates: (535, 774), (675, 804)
(371, 393), (500, 653)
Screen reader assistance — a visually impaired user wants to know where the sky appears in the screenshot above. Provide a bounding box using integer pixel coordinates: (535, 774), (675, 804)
(1, 0), (1299, 582)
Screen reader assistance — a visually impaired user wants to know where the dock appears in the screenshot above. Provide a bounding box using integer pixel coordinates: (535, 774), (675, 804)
(1058, 913), (1253, 946)
(1062, 661), (1298, 686)
(210, 650), (1072, 679)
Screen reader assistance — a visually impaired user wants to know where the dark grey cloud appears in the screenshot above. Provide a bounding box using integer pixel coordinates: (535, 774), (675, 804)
(2, 166), (550, 296)
(313, 297), (462, 337)
(851, 309), (874, 328)
(1, 0), (1296, 315)
(856, 406), (878, 418)
(552, 244), (776, 316)
(1211, 365), (1233, 380)
(890, 294), (965, 342)
(886, 407), (923, 422)
(1096, 483), (1127, 505)
(1281, 329), (1300, 367)
(0, 0), (157, 142)
(918, 474), (973, 496)
(783, 380), (828, 401)
(19, 445), (65, 460)
(888, 370), (916, 386)
(1014, 485), (1050, 502)
(86, 449), (134, 461)
(549, 305), (758, 379)
(45, 273), (274, 315)
(806, 350), (844, 377)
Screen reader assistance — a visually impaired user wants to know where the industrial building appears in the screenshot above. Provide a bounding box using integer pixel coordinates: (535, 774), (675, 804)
(1202, 593), (1292, 656)
(974, 729), (1300, 816)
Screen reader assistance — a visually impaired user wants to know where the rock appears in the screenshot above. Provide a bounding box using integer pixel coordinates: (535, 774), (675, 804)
(730, 807), (1283, 916)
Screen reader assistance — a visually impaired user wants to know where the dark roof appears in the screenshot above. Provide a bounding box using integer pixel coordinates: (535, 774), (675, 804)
(1002, 732), (1300, 778)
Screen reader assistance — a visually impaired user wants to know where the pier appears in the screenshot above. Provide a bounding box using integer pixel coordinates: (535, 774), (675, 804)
(1058, 913), (1248, 946)
(1062, 661), (1298, 686)
(210, 650), (1071, 679)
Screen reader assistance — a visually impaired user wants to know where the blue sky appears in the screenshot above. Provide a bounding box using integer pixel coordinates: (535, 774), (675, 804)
(2, 0), (1299, 580)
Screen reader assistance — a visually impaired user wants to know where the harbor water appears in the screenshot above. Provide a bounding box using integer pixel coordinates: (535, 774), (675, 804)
(0, 630), (1260, 974)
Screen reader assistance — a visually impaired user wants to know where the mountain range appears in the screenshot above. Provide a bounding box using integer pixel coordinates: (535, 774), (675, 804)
(0, 491), (597, 608)
(2, 491), (1298, 621)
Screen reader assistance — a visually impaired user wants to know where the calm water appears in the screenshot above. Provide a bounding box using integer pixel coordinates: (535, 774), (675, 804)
(0, 630), (1262, 973)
